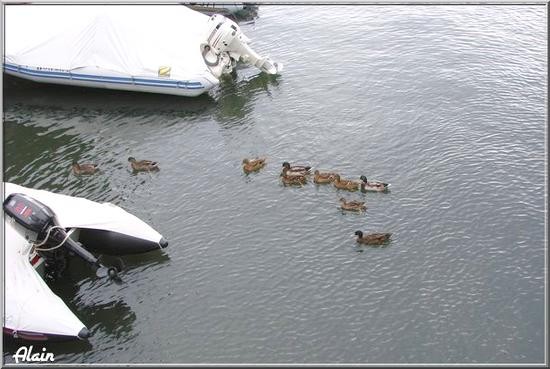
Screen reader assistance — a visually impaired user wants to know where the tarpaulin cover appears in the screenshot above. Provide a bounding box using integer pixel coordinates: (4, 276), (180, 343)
(5, 183), (164, 244)
(5, 5), (214, 80)
(4, 221), (86, 338)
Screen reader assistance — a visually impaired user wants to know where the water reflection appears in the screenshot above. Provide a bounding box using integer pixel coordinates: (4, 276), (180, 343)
(3, 71), (280, 124)
(99, 251), (171, 272)
(3, 75), (217, 116)
(3, 119), (97, 193)
(212, 71), (281, 124)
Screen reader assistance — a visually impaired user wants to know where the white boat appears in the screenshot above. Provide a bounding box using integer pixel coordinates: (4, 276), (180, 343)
(3, 182), (168, 341)
(186, 2), (259, 21)
(4, 5), (282, 97)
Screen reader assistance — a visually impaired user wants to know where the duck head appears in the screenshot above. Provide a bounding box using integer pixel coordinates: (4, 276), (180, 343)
(282, 162), (290, 169)
(128, 157), (136, 163)
(354, 230), (363, 238)
(360, 175), (368, 183)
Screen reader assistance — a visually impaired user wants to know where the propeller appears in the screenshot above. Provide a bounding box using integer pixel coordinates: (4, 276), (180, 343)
(96, 255), (124, 284)
(95, 265), (122, 284)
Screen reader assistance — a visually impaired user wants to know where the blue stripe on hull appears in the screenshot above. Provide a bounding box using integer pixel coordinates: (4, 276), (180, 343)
(3, 62), (205, 90)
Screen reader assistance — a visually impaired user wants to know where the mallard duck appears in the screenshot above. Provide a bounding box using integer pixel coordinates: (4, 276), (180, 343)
(242, 157), (266, 173)
(282, 162), (311, 175)
(314, 170), (337, 184)
(354, 231), (392, 246)
(339, 198), (366, 212)
(280, 166), (306, 178)
(333, 174), (360, 191)
(359, 175), (389, 192)
(128, 157), (159, 172)
(71, 161), (99, 175)
(281, 173), (307, 186)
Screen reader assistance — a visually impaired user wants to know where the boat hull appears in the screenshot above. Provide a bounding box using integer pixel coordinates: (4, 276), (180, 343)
(4, 64), (214, 97)
(3, 327), (89, 342)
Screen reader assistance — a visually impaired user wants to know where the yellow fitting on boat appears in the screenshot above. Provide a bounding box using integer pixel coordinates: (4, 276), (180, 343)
(158, 66), (171, 77)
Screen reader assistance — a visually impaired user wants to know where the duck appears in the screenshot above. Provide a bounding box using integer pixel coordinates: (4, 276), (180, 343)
(281, 162), (312, 176)
(354, 231), (392, 246)
(128, 157), (159, 172)
(281, 173), (307, 186)
(339, 198), (366, 212)
(242, 157), (266, 173)
(71, 161), (99, 175)
(332, 174), (360, 191)
(359, 175), (389, 192)
(313, 170), (338, 184)
(280, 166), (307, 178)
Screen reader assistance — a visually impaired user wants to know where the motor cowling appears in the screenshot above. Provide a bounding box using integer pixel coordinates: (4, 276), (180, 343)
(200, 14), (283, 76)
(3, 193), (57, 242)
(204, 14), (242, 55)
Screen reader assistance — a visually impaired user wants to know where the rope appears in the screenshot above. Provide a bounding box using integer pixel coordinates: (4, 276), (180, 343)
(201, 45), (221, 67)
(32, 225), (72, 252)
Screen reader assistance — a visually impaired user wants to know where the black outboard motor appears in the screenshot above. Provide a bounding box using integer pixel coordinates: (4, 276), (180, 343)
(4, 193), (120, 281)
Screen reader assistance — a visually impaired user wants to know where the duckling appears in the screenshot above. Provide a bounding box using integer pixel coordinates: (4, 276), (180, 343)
(242, 157), (266, 173)
(314, 170), (338, 184)
(71, 161), (99, 175)
(354, 231), (392, 246)
(339, 197), (366, 212)
(281, 173), (307, 186)
(282, 162), (311, 176)
(128, 157), (159, 172)
(359, 175), (389, 192)
(333, 174), (360, 191)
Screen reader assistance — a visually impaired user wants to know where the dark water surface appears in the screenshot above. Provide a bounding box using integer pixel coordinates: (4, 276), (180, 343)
(2, 4), (546, 364)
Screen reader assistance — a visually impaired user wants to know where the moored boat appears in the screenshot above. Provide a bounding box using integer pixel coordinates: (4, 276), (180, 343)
(3, 182), (168, 341)
(4, 5), (282, 97)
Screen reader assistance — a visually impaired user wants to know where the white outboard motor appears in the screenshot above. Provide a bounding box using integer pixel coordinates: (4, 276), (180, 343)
(200, 14), (283, 76)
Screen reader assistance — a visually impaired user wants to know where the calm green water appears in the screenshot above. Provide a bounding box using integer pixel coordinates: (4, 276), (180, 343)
(2, 4), (547, 364)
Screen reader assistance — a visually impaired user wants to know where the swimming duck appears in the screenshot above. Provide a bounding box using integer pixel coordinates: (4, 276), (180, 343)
(359, 175), (389, 192)
(128, 157), (159, 172)
(339, 198), (366, 212)
(280, 166), (307, 178)
(242, 157), (266, 173)
(281, 162), (312, 176)
(314, 170), (338, 184)
(71, 161), (99, 175)
(333, 174), (360, 191)
(354, 231), (392, 246)
(281, 173), (307, 186)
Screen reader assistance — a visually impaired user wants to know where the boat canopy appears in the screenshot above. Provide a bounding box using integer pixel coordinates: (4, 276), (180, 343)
(4, 5), (282, 96)
(6, 5), (215, 80)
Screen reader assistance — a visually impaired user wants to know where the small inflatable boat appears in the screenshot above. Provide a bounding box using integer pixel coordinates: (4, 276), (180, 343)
(4, 5), (282, 97)
(3, 183), (168, 341)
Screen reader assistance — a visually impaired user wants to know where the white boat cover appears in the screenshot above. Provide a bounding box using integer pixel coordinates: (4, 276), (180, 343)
(3, 182), (166, 339)
(5, 183), (163, 245)
(4, 5), (220, 91)
(4, 215), (86, 338)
